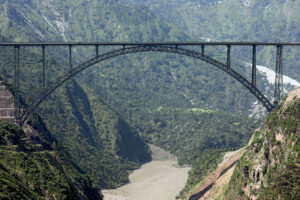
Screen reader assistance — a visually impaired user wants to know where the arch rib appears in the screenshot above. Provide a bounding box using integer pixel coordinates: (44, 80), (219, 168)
(20, 45), (273, 123)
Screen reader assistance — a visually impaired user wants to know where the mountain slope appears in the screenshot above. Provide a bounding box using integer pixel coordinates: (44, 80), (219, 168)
(37, 79), (151, 188)
(127, 107), (259, 165)
(180, 89), (300, 199)
(223, 89), (300, 199)
(184, 149), (244, 200)
(0, 118), (102, 200)
(0, 35), (151, 189)
(125, 0), (300, 81)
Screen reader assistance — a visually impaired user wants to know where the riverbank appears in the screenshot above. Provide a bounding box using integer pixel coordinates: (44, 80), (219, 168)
(102, 145), (190, 200)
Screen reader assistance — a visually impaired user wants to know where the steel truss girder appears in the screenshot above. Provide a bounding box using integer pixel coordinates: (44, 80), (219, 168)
(20, 45), (274, 124)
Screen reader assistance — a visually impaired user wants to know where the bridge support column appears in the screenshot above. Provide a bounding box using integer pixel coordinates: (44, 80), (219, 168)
(42, 45), (46, 90)
(96, 45), (99, 56)
(69, 45), (72, 69)
(227, 45), (231, 68)
(14, 46), (20, 123)
(201, 45), (205, 55)
(252, 45), (256, 87)
(274, 45), (283, 105)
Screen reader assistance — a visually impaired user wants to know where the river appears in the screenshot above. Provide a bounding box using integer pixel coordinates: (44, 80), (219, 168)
(102, 145), (191, 200)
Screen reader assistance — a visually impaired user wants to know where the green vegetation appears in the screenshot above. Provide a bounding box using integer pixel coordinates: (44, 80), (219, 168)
(126, 0), (300, 81)
(0, 0), (262, 190)
(0, 120), (102, 200)
(38, 80), (151, 188)
(0, 39), (151, 189)
(126, 107), (259, 164)
(223, 97), (300, 199)
(180, 149), (225, 196)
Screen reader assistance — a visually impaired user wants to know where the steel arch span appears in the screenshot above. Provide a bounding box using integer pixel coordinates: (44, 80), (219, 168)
(17, 44), (275, 124)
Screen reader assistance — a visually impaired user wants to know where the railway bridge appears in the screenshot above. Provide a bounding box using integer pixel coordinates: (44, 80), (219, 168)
(0, 42), (299, 125)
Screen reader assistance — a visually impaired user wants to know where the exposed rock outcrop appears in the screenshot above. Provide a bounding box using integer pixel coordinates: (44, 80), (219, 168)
(224, 88), (300, 200)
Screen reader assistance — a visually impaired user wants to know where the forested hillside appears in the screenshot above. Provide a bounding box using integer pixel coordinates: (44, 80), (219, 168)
(127, 107), (259, 164)
(125, 0), (300, 81)
(0, 32), (151, 188)
(0, 117), (102, 199)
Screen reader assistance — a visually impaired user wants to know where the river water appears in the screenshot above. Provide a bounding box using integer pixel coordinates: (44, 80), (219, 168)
(102, 145), (191, 200)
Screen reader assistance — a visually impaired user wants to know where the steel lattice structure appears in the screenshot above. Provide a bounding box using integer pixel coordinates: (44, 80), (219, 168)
(1, 42), (299, 125)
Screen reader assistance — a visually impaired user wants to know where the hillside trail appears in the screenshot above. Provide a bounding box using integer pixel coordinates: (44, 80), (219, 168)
(189, 148), (244, 200)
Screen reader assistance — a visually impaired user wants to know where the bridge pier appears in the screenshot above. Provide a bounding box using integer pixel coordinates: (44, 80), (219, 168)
(274, 45), (283, 105)
(201, 45), (205, 55)
(42, 45), (46, 90)
(96, 45), (99, 56)
(14, 46), (20, 123)
(226, 45), (231, 68)
(69, 45), (72, 69)
(252, 45), (256, 87)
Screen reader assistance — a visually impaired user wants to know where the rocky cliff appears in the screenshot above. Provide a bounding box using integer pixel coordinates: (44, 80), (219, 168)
(224, 88), (300, 200)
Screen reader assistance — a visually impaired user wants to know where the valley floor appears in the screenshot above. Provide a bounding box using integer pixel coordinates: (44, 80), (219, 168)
(102, 145), (190, 200)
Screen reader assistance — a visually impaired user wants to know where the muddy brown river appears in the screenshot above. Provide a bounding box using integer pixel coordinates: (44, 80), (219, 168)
(102, 145), (190, 200)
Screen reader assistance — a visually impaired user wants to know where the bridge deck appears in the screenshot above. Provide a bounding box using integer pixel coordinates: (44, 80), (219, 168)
(0, 42), (300, 46)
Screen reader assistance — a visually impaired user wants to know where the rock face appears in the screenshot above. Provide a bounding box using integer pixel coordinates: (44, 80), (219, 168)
(224, 88), (300, 200)
(0, 81), (15, 123)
